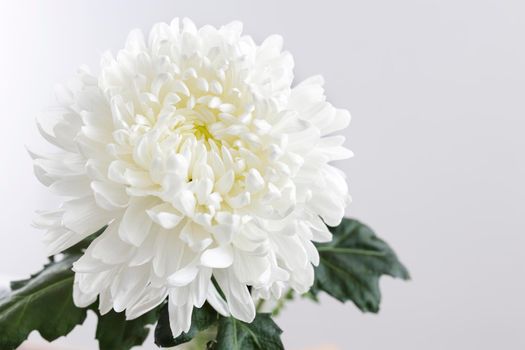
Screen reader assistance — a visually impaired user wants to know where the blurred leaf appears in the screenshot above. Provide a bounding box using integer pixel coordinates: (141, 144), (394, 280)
(313, 218), (409, 312)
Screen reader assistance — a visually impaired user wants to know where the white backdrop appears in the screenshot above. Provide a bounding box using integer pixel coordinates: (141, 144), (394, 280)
(1, 1), (524, 349)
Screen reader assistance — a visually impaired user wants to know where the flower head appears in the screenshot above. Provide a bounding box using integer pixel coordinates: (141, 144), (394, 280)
(33, 18), (351, 336)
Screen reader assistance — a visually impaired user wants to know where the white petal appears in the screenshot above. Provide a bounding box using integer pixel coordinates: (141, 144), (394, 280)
(129, 227), (158, 266)
(171, 190), (195, 216)
(44, 227), (90, 256)
(200, 245), (234, 268)
(309, 191), (345, 227)
(118, 197), (158, 246)
(91, 181), (129, 210)
(112, 265), (150, 313)
(126, 287), (168, 320)
(226, 192), (250, 209)
(126, 288), (168, 320)
(214, 269), (255, 322)
(73, 280), (97, 308)
(99, 288), (113, 315)
(49, 176), (91, 197)
(215, 170), (234, 194)
(180, 221), (213, 252)
(91, 222), (134, 264)
(168, 299), (193, 338)
(206, 284), (230, 317)
(62, 196), (112, 235)
(309, 216), (332, 243)
(194, 178), (214, 204)
(168, 266), (199, 287)
(192, 268), (211, 307)
(73, 253), (110, 273)
(322, 109), (351, 135)
(146, 203), (183, 229)
(246, 169), (265, 193)
(233, 252), (270, 285)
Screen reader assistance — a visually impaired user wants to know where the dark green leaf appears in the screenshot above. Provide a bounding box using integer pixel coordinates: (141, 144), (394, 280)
(213, 314), (284, 350)
(313, 218), (409, 313)
(0, 254), (86, 349)
(95, 307), (159, 350)
(155, 302), (219, 347)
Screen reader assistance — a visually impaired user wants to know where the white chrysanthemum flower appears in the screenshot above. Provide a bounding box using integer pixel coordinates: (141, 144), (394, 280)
(33, 18), (351, 336)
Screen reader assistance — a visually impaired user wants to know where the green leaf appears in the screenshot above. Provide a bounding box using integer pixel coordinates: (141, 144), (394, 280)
(0, 254), (87, 349)
(95, 307), (159, 350)
(212, 314), (284, 350)
(155, 302), (219, 347)
(313, 218), (409, 313)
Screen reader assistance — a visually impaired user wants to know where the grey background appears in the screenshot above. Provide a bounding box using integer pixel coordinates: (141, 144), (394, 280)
(1, 0), (524, 349)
